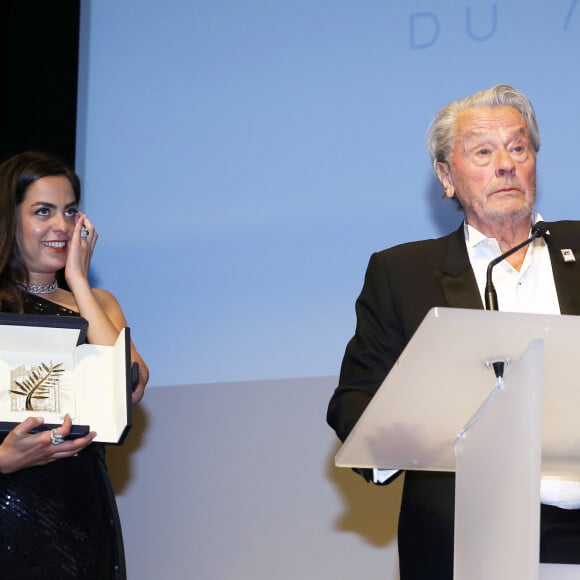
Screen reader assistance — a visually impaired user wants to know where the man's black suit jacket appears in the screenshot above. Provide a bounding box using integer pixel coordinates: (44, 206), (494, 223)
(327, 221), (580, 579)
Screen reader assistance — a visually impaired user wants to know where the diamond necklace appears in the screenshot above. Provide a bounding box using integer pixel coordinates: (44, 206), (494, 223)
(19, 279), (58, 294)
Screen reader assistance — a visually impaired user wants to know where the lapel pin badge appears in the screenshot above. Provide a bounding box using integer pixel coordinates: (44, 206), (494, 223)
(561, 248), (576, 263)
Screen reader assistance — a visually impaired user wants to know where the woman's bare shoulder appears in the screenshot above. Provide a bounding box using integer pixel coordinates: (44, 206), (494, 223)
(92, 288), (127, 326)
(92, 287), (119, 305)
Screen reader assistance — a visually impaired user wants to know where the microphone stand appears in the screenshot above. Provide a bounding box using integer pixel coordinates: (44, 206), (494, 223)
(484, 221), (549, 311)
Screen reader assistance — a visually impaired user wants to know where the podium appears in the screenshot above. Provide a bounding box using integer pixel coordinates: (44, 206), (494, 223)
(335, 307), (580, 580)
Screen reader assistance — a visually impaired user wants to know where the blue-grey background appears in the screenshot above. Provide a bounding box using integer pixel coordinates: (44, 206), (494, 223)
(78, 1), (580, 386)
(77, 2), (580, 579)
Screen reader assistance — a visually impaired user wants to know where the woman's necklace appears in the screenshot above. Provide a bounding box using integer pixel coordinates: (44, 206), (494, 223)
(19, 279), (58, 295)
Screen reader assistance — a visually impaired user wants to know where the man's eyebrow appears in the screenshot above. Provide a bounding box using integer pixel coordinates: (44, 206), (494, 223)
(461, 126), (528, 145)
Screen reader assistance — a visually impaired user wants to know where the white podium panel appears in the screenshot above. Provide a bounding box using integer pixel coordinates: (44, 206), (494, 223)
(540, 564), (580, 579)
(336, 307), (580, 478)
(334, 307), (580, 580)
(454, 341), (543, 580)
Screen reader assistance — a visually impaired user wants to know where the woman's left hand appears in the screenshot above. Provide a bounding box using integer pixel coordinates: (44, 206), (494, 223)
(65, 213), (98, 288)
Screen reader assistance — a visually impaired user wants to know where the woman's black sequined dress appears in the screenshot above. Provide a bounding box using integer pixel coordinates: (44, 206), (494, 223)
(0, 295), (125, 579)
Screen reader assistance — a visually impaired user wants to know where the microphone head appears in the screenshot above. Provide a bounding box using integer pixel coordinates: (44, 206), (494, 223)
(532, 221), (549, 237)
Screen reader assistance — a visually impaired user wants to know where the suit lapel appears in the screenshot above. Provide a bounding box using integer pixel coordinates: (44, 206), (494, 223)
(435, 225), (483, 310)
(546, 228), (580, 315)
(431, 221), (580, 314)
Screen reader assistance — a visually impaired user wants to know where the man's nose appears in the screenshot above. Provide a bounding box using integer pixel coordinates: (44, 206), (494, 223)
(495, 148), (516, 177)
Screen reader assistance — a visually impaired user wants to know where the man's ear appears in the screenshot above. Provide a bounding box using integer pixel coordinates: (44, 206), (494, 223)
(436, 162), (454, 199)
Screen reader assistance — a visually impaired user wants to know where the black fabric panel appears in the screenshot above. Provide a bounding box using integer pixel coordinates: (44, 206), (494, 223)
(0, 0), (80, 167)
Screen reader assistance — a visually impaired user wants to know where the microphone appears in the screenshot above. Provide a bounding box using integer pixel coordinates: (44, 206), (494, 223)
(484, 221), (549, 311)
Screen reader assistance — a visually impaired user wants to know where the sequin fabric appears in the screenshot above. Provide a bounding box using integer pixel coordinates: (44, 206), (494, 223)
(0, 295), (125, 579)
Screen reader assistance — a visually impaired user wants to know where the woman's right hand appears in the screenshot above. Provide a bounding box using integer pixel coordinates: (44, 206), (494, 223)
(0, 415), (96, 474)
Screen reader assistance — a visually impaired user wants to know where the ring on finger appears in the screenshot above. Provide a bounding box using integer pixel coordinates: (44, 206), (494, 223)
(50, 429), (65, 446)
(80, 226), (90, 239)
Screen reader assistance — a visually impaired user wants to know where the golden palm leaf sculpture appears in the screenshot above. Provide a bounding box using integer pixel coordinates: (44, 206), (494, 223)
(11, 361), (65, 411)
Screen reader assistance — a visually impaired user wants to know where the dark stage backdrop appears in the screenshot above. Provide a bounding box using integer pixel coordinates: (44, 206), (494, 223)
(0, 0), (79, 167)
